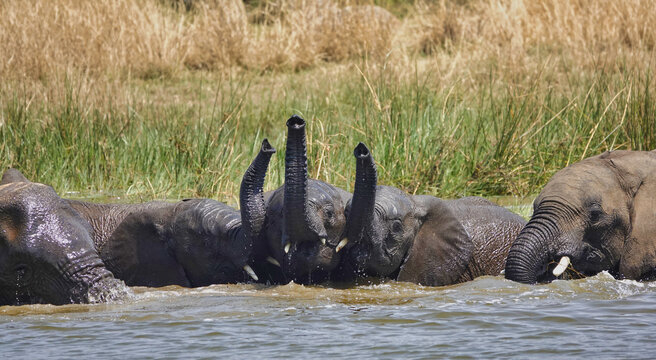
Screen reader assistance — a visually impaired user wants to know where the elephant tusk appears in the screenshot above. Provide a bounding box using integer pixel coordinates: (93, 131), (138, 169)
(552, 256), (570, 277)
(320, 238), (326, 246)
(243, 265), (259, 281)
(266, 256), (281, 267)
(284, 242), (291, 254)
(335, 238), (349, 253)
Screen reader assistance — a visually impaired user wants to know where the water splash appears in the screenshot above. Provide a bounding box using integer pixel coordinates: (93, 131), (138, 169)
(86, 278), (134, 304)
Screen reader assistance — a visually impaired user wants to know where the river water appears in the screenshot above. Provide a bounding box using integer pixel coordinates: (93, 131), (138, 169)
(2, 273), (655, 358)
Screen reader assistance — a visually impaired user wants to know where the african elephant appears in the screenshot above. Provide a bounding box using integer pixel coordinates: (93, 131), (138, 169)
(0, 170), (129, 305)
(505, 150), (656, 283)
(340, 143), (526, 286)
(1, 139), (275, 292)
(67, 139), (275, 287)
(253, 116), (351, 284)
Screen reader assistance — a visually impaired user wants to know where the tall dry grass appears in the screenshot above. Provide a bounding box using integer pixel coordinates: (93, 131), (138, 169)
(406, 0), (655, 74)
(2, 0), (653, 81)
(0, 0), (190, 79)
(0, 0), (399, 79)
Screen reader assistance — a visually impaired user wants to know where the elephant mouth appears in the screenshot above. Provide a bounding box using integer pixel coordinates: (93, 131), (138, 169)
(537, 255), (587, 283)
(285, 241), (339, 283)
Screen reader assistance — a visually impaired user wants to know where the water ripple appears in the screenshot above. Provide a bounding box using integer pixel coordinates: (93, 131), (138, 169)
(1, 273), (656, 358)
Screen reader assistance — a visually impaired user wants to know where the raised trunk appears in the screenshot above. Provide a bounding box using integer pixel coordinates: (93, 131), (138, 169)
(504, 209), (561, 283)
(240, 139), (276, 242)
(347, 142), (377, 245)
(283, 115), (309, 246)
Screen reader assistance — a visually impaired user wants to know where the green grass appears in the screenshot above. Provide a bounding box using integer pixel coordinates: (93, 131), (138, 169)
(1, 60), (654, 205)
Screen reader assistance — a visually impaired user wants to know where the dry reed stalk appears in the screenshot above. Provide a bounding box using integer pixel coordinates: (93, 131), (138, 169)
(244, 0), (399, 71)
(0, 0), (190, 80)
(408, 0), (655, 71)
(184, 0), (249, 70)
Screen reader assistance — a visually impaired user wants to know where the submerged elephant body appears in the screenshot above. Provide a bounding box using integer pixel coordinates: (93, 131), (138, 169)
(342, 143), (526, 286)
(67, 140), (275, 287)
(66, 198), (256, 287)
(436, 197), (526, 283)
(505, 150), (656, 284)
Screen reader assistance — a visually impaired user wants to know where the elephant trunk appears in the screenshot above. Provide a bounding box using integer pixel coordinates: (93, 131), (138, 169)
(82, 264), (132, 304)
(240, 139), (276, 243)
(65, 253), (131, 304)
(283, 115), (311, 247)
(347, 142), (377, 245)
(505, 211), (560, 284)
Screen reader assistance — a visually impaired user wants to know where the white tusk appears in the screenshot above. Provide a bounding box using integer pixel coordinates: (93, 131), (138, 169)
(335, 238), (349, 253)
(320, 238), (326, 245)
(243, 265), (259, 281)
(284, 242), (291, 254)
(552, 256), (570, 277)
(266, 256), (281, 267)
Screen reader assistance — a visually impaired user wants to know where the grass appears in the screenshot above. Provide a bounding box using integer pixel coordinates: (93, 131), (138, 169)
(0, 0), (654, 205)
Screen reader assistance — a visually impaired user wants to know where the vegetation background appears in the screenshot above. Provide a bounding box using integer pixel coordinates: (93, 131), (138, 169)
(1, 0), (654, 205)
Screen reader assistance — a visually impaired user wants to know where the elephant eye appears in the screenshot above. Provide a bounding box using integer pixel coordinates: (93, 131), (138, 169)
(391, 219), (403, 234)
(589, 206), (604, 224)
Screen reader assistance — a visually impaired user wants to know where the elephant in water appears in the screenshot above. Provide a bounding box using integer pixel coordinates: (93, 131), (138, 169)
(0, 171), (129, 305)
(505, 150), (656, 283)
(0, 139), (275, 298)
(339, 143), (526, 286)
(253, 116), (351, 284)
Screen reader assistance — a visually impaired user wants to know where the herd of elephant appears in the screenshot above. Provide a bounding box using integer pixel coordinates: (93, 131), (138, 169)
(1, 115), (656, 306)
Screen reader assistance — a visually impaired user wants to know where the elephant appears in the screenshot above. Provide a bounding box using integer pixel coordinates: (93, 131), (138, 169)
(1, 139), (275, 294)
(253, 116), (351, 284)
(0, 170), (129, 305)
(68, 139), (275, 287)
(505, 150), (656, 284)
(339, 142), (526, 286)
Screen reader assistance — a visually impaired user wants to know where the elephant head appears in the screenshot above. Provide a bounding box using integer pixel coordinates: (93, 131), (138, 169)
(0, 169), (128, 305)
(262, 116), (351, 283)
(343, 143), (473, 286)
(177, 137), (276, 284)
(505, 150), (656, 283)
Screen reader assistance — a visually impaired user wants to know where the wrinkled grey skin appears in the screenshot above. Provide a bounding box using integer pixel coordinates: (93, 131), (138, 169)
(0, 170), (129, 305)
(341, 143), (526, 286)
(253, 116), (351, 284)
(505, 150), (656, 284)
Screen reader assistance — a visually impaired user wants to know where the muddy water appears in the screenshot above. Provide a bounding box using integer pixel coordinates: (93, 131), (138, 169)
(2, 274), (656, 358)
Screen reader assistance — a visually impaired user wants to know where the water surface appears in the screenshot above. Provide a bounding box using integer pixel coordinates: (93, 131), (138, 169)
(2, 273), (655, 358)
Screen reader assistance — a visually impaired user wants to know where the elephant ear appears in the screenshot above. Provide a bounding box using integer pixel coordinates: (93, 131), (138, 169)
(397, 195), (473, 286)
(0, 168), (30, 185)
(619, 177), (656, 280)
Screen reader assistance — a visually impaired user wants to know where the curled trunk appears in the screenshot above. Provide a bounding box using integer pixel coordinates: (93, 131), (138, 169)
(347, 142), (377, 245)
(240, 139), (276, 242)
(504, 210), (560, 283)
